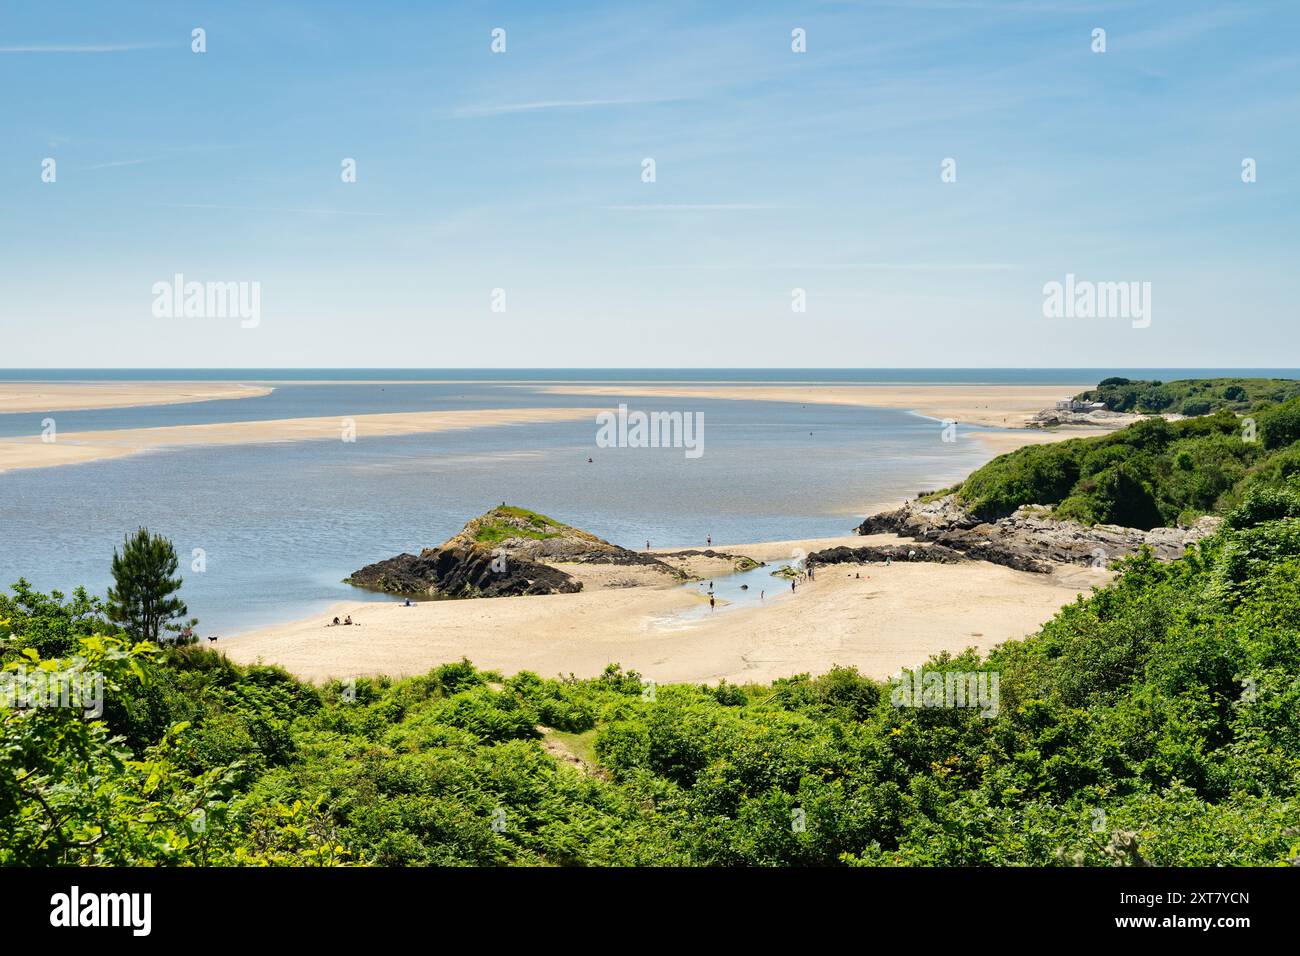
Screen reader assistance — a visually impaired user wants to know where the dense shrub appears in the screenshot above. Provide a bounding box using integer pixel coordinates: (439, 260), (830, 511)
(957, 408), (1265, 524)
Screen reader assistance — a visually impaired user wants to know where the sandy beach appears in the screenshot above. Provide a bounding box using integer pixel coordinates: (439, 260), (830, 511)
(538, 383), (1088, 428)
(224, 532), (1110, 685)
(0, 406), (606, 474)
(536, 383), (1116, 454)
(0, 381), (272, 414)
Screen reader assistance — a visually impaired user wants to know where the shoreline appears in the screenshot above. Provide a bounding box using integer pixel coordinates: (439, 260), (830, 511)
(222, 528), (1112, 686)
(6, 379), (1122, 685)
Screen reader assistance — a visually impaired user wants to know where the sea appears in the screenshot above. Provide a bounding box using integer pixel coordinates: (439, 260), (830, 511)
(2, 369), (1293, 633)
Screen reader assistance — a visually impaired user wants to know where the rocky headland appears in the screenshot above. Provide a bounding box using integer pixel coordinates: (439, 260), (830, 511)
(853, 494), (1220, 573)
(347, 506), (700, 599)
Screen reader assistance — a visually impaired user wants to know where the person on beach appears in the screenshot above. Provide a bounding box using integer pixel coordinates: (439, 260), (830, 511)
(709, 595), (715, 610)
(707, 535), (711, 547)
(331, 616), (340, 626)
(403, 598), (412, 607)
(343, 615), (353, 626)
(791, 579), (796, 593)
(760, 590), (765, 600)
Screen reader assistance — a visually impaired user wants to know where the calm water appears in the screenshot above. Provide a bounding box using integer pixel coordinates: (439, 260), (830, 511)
(3, 371), (1290, 634)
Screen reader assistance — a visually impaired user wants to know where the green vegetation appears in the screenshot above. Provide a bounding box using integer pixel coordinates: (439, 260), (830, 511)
(468, 506), (568, 545)
(1074, 377), (1300, 417)
(6, 479), (1300, 865)
(957, 398), (1300, 526)
(106, 528), (191, 643)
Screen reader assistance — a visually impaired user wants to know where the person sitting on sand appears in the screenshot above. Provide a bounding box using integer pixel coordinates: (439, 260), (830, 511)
(343, 615), (353, 626)
(403, 598), (412, 607)
(331, 616), (340, 626)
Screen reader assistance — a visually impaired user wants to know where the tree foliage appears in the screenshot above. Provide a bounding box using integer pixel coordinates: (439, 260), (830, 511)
(106, 528), (189, 643)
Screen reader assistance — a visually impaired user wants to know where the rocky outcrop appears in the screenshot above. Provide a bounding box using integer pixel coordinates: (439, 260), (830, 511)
(807, 543), (968, 566)
(657, 549), (763, 572)
(347, 505), (681, 599)
(1026, 408), (1182, 430)
(347, 547), (581, 598)
(443, 506), (678, 572)
(857, 495), (1221, 572)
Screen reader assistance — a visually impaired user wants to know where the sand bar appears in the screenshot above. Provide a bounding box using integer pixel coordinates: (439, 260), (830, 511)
(539, 383), (1094, 429)
(224, 532), (1110, 686)
(0, 381), (272, 414)
(537, 383), (1116, 454)
(0, 407), (606, 475)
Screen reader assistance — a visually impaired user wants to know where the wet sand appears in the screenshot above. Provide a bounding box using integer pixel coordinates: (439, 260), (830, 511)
(0, 381), (272, 414)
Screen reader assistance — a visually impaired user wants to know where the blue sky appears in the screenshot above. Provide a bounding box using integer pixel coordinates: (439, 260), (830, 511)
(1, 0), (1296, 368)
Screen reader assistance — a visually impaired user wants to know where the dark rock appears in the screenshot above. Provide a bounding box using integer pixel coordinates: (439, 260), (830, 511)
(348, 546), (581, 599)
(807, 543), (970, 566)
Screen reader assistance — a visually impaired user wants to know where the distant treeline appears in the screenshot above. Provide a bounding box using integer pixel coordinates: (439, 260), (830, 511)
(1074, 377), (1300, 416)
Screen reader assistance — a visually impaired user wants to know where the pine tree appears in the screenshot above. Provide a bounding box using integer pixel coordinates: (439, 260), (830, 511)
(106, 528), (188, 642)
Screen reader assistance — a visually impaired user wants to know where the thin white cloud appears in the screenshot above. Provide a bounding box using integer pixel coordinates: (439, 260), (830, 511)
(600, 203), (788, 212)
(0, 42), (170, 53)
(454, 96), (682, 117)
(82, 157), (166, 171)
(151, 202), (384, 218)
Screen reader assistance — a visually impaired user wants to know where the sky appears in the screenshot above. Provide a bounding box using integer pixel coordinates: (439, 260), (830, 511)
(0, 0), (1297, 368)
